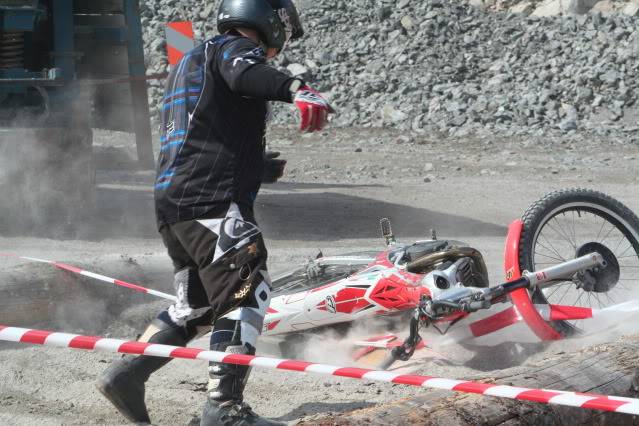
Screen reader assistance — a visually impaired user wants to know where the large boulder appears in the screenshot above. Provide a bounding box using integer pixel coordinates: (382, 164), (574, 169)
(532, 0), (598, 16)
(381, 105), (408, 124)
(286, 63), (309, 78)
(622, 1), (639, 16)
(590, 0), (616, 14)
(510, 2), (535, 14)
(469, 0), (495, 9)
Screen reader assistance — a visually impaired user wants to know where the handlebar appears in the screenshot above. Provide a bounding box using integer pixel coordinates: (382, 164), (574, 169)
(424, 252), (606, 316)
(481, 252), (605, 303)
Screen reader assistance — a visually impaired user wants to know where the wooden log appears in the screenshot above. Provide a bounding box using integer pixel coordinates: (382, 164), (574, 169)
(298, 337), (639, 425)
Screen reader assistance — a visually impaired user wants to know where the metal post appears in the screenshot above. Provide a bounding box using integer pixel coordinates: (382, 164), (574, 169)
(123, 0), (155, 168)
(51, 0), (74, 81)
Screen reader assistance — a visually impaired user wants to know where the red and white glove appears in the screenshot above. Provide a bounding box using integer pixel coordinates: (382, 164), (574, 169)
(293, 84), (334, 132)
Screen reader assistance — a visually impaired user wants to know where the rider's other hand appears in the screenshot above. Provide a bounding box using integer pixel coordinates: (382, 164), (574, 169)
(262, 151), (287, 183)
(293, 84), (334, 132)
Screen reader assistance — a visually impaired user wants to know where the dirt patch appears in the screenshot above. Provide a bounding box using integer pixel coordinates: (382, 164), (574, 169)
(1, 127), (638, 424)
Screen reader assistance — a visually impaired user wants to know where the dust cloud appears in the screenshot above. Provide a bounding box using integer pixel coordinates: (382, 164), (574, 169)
(0, 91), (95, 238)
(282, 274), (639, 373)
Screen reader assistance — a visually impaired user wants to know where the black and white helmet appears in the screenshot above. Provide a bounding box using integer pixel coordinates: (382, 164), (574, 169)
(217, 0), (304, 51)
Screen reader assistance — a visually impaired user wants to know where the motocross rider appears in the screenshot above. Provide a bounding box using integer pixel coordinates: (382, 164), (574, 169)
(96, 1), (333, 424)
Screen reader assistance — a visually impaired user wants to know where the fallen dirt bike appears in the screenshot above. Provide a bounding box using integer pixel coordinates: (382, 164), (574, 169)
(263, 188), (639, 368)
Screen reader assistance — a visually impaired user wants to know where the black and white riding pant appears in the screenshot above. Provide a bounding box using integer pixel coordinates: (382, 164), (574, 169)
(155, 202), (271, 351)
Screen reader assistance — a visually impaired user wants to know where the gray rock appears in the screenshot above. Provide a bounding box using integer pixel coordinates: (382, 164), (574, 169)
(622, 2), (639, 15)
(600, 70), (619, 84)
(510, 2), (534, 15)
(287, 63), (309, 77)
(531, 0), (566, 16)
(572, 0), (599, 14)
(381, 105), (408, 123)
(590, 0), (615, 14)
(138, 0), (639, 140)
(559, 116), (578, 131)
(449, 115), (468, 127)
(400, 16), (414, 31)
(470, 0), (493, 9)
(532, 0), (597, 16)
(378, 6), (392, 20)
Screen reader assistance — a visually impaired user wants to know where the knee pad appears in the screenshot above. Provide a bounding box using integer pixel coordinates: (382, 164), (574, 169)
(142, 309), (212, 345)
(138, 316), (194, 346)
(220, 279), (271, 348)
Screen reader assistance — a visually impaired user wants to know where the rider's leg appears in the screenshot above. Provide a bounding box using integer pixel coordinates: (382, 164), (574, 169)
(96, 304), (211, 423)
(206, 277), (271, 401)
(171, 204), (280, 425)
(97, 224), (212, 424)
(201, 279), (278, 425)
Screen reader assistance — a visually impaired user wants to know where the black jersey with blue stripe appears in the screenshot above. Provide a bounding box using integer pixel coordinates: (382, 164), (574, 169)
(154, 34), (296, 227)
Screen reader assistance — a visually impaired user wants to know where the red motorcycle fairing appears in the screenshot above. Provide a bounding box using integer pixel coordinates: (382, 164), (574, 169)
(369, 274), (428, 311)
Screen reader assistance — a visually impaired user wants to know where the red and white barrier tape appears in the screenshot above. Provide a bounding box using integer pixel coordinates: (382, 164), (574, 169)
(1, 325), (638, 415)
(445, 301), (639, 343)
(0, 253), (176, 302)
(535, 301), (639, 321)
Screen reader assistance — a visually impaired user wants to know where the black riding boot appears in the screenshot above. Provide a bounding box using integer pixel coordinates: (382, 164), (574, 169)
(200, 320), (283, 426)
(96, 317), (193, 424)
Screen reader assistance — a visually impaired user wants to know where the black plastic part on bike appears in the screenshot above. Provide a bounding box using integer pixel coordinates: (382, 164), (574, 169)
(486, 276), (530, 303)
(519, 188), (639, 336)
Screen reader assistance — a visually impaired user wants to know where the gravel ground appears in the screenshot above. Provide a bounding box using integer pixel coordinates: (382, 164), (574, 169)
(1, 127), (638, 424)
(141, 0), (639, 138)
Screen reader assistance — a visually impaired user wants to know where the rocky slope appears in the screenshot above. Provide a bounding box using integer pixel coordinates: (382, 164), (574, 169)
(140, 0), (639, 140)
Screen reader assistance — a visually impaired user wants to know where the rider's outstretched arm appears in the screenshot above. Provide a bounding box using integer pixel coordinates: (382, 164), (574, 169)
(217, 36), (299, 102)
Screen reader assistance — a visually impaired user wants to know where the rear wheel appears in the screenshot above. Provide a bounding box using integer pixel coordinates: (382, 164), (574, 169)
(519, 188), (639, 335)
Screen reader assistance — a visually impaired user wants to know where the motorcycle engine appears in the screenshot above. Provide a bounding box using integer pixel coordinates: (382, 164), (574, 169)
(432, 257), (486, 288)
(421, 257), (488, 298)
(401, 240), (489, 298)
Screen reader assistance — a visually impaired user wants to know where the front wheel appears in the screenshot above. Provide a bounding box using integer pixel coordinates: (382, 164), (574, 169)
(519, 188), (639, 336)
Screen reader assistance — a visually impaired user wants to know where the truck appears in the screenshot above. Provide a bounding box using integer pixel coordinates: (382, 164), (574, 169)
(0, 0), (156, 233)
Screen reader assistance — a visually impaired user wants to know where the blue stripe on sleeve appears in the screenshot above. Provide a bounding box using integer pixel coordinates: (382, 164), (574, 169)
(161, 96), (200, 110)
(160, 140), (184, 152)
(160, 130), (187, 143)
(163, 87), (201, 100)
(157, 170), (174, 180)
(162, 98), (186, 110)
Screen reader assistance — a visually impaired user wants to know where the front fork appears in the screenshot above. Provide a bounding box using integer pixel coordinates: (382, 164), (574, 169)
(389, 300), (428, 362)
